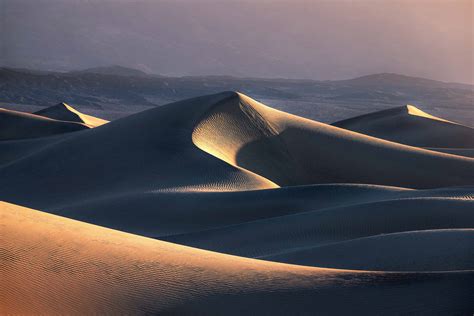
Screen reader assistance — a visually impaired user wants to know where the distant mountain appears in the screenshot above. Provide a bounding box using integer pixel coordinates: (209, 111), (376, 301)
(0, 67), (472, 126)
(71, 65), (150, 77)
(341, 73), (473, 90)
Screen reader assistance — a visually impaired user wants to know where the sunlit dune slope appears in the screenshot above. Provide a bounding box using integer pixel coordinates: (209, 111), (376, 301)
(265, 229), (474, 271)
(34, 102), (109, 127)
(2, 202), (473, 315)
(0, 108), (89, 140)
(332, 105), (474, 148)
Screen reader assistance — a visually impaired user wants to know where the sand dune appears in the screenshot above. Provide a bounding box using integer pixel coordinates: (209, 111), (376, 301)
(34, 102), (109, 127)
(266, 229), (474, 271)
(0, 108), (89, 140)
(332, 105), (474, 148)
(192, 93), (474, 188)
(2, 202), (473, 315)
(2, 91), (473, 314)
(1, 92), (473, 215)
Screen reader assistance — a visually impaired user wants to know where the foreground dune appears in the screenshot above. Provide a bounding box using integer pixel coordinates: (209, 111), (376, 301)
(2, 202), (473, 315)
(34, 102), (109, 127)
(0, 108), (89, 140)
(332, 105), (474, 148)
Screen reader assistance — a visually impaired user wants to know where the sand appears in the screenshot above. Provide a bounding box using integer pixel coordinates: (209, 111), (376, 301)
(1, 91), (473, 314)
(2, 202), (473, 315)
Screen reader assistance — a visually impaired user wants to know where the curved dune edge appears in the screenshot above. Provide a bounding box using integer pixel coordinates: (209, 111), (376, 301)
(2, 201), (473, 315)
(34, 102), (109, 127)
(332, 104), (474, 148)
(0, 108), (89, 140)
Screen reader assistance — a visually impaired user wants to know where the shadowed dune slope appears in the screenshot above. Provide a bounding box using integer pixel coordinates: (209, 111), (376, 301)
(44, 184), (410, 237)
(34, 102), (109, 127)
(332, 105), (474, 148)
(1, 92), (474, 215)
(2, 202), (473, 315)
(166, 195), (474, 258)
(265, 230), (474, 271)
(0, 108), (89, 140)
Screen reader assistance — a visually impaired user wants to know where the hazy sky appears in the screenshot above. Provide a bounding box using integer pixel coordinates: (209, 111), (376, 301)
(1, 0), (473, 83)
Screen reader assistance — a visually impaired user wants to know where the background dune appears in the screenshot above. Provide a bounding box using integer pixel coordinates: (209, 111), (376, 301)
(0, 108), (89, 140)
(332, 105), (474, 148)
(34, 102), (109, 127)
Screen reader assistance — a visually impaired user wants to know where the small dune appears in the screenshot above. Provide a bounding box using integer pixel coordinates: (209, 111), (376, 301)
(0, 108), (89, 140)
(332, 105), (474, 148)
(34, 102), (109, 127)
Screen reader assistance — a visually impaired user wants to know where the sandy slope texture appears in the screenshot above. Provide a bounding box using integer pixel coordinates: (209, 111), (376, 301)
(0, 108), (89, 140)
(1, 202), (473, 315)
(332, 105), (474, 148)
(34, 102), (109, 127)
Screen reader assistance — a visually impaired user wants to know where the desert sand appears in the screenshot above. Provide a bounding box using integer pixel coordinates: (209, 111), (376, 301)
(1, 92), (473, 314)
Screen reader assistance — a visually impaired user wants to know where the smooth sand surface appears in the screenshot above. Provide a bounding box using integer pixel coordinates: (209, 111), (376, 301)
(34, 102), (109, 127)
(1, 91), (473, 314)
(332, 105), (474, 148)
(2, 202), (473, 315)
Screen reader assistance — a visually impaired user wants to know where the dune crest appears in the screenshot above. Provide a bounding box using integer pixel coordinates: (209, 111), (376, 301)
(332, 105), (474, 148)
(34, 102), (109, 127)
